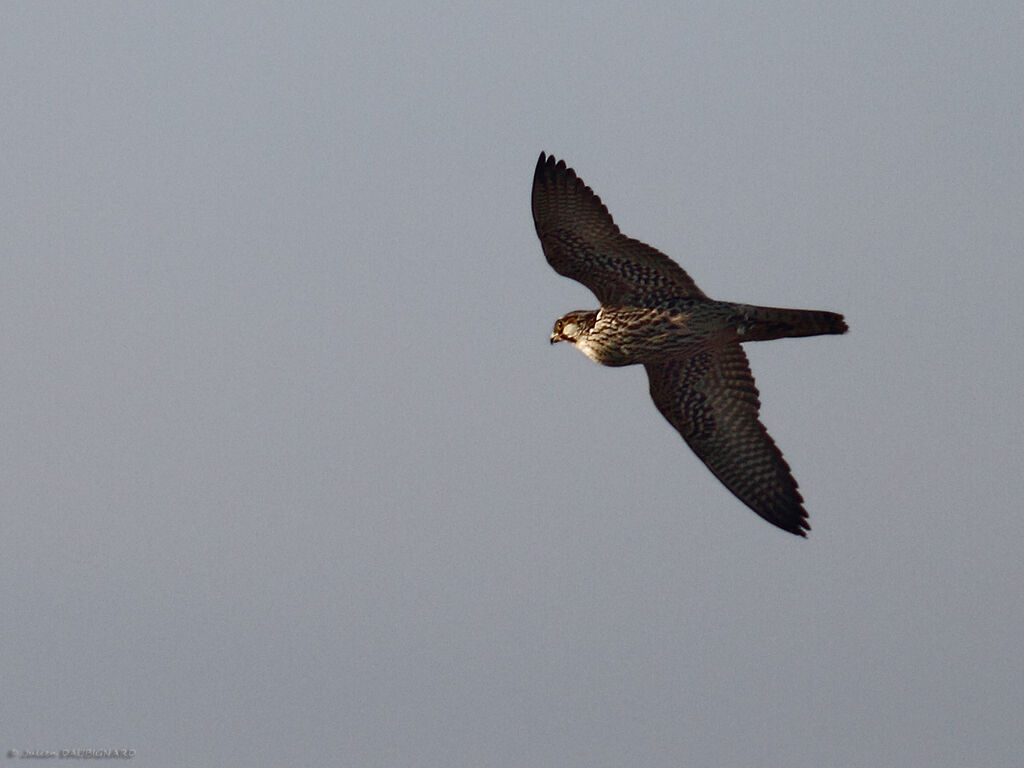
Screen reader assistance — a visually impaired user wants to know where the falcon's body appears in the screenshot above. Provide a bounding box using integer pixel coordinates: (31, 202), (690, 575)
(533, 153), (847, 536)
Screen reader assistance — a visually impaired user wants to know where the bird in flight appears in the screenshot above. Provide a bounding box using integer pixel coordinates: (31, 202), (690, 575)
(532, 152), (847, 536)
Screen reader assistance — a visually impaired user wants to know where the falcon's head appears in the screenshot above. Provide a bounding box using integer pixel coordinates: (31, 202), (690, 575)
(550, 310), (597, 345)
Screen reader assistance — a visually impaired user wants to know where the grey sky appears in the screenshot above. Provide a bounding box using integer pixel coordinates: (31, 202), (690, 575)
(3, 2), (1022, 766)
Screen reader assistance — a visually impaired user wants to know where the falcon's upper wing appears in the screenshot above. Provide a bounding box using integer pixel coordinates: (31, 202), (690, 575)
(532, 152), (707, 306)
(644, 343), (809, 536)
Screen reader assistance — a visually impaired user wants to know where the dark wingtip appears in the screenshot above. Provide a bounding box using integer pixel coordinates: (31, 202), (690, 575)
(533, 152), (583, 192)
(535, 151), (554, 186)
(778, 519), (810, 537)
(790, 506), (811, 537)
(774, 514), (810, 537)
(769, 496), (810, 537)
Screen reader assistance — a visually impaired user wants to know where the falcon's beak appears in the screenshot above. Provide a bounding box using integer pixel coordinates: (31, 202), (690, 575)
(550, 333), (562, 345)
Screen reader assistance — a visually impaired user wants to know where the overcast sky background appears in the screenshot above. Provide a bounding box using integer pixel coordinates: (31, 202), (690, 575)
(3, 3), (1022, 766)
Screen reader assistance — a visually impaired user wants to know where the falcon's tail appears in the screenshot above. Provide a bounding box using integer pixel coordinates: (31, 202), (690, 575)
(736, 306), (848, 342)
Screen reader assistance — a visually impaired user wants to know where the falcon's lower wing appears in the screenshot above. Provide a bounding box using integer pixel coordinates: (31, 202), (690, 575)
(645, 344), (809, 536)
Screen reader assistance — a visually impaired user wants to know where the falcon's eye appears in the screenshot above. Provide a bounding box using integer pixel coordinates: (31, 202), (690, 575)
(555, 320), (564, 332)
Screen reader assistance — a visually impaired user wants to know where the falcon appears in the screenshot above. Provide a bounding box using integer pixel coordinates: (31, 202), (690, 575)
(532, 152), (847, 536)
